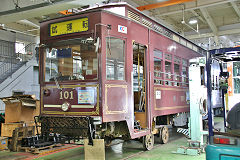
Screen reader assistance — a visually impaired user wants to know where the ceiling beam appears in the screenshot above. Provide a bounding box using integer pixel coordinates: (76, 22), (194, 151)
(200, 7), (218, 35)
(18, 19), (40, 28)
(0, 0), (103, 24)
(137, 0), (195, 11)
(186, 28), (240, 39)
(230, 1), (240, 20)
(4, 22), (39, 36)
(155, 0), (237, 17)
(190, 10), (206, 23)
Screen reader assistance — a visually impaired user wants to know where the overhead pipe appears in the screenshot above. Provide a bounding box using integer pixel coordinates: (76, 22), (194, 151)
(137, 0), (195, 11)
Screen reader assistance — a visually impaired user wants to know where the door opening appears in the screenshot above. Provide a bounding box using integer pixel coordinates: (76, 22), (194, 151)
(132, 43), (147, 131)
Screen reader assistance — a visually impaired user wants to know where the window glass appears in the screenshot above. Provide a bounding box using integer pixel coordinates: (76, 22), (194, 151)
(165, 53), (172, 61)
(174, 63), (180, 86)
(106, 37), (125, 80)
(174, 64), (180, 75)
(44, 39), (98, 82)
(182, 58), (188, 66)
(154, 57), (163, 85)
(233, 62), (240, 93)
(154, 50), (162, 59)
(182, 66), (188, 85)
(182, 66), (187, 77)
(233, 62), (240, 77)
(234, 78), (240, 94)
(154, 58), (162, 78)
(165, 61), (172, 79)
(174, 56), (181, 64)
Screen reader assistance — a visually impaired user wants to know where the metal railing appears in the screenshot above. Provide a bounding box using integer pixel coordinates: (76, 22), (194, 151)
(0, 42), (37, 83)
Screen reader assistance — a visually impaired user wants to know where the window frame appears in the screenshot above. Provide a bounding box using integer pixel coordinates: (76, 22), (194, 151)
(164, 52), (173, 86)
(173, 55), (181, 87)
(181, 58), (189, 87)
(42, 38), (99, 83)
(153, 49), (164, 85)
(105, 36), (126, 81)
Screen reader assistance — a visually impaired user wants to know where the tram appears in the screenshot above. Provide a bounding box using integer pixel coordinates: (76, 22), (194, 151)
(38, 2), (204, 150)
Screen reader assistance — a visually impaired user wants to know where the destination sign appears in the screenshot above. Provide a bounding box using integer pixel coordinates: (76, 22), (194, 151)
(49, 17), (88, 37)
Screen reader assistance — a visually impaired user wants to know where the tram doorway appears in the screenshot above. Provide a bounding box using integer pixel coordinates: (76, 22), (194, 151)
(132, 43), (148, 130)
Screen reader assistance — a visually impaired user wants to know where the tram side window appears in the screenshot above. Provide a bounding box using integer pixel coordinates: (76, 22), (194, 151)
(233, 62), (240, 93)
(182, 58), (188, 86)
(165, 53), (172, 86)
(154, 50), (163, 85)
(174, 56), (181, 86)
(106, 37), (125, 80)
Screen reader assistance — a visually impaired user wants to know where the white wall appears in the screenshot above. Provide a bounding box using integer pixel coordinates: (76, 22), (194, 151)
(0, 26), (40, 113)
(0, 59), (40, 113)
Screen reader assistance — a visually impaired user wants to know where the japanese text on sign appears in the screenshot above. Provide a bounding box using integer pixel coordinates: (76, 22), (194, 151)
(50, 17), (88, 37)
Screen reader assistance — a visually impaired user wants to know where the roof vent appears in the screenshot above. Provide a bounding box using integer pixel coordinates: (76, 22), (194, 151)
(128, 10), (140, 22)
(142, 18), (152, 28)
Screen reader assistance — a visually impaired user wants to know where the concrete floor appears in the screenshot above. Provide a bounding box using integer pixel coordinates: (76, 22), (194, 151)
(0, 128), (206, 160)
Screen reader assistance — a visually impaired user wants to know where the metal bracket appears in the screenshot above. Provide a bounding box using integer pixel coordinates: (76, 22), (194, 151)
(87, 117), (95, 146)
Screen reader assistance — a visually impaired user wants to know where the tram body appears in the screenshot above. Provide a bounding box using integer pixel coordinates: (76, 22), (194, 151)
(39, 3), (204, 148)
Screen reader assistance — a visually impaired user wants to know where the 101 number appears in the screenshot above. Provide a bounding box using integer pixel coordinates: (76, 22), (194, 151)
(60, 91), (73, 100)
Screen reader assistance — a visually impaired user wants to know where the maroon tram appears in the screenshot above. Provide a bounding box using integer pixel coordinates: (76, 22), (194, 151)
(38, 3), (204, 150)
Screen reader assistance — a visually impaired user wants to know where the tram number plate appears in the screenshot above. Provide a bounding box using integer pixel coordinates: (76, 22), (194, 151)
(49, 17), (88, 37)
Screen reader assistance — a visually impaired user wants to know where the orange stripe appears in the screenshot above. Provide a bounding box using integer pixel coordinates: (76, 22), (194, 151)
(137, 0), (195, 11)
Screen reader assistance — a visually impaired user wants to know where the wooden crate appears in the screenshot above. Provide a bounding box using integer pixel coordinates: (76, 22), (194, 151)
(0, 137), (8, 150)
(1, 122), (35, 137)
(5, 100), (39, 123)
(1, 123), (23, 137)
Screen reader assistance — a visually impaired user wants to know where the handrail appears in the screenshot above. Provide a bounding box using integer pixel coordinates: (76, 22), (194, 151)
(0, 42), (37, 83)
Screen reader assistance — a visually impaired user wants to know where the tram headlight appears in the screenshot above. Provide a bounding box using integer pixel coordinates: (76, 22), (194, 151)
(61, 102), (70, 111)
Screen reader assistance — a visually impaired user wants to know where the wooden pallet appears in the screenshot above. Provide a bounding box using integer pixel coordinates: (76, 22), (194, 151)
(19, 143), (64, 154)
(10, 126), (35, 152)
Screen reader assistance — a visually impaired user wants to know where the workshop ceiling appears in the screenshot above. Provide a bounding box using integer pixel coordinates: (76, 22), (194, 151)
(127, 0), (240, 49)
(1, 0), (240, 49)
(0, 0), (103, 36)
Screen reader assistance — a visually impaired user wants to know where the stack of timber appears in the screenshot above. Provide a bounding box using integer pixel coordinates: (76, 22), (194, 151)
(0, 95), (40, 151)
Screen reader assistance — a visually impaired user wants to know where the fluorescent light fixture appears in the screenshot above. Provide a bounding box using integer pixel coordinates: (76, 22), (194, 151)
(189, 18), (198, 24)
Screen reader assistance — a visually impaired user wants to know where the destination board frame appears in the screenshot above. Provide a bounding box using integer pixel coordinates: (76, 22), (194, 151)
(49, 17), (89, 37)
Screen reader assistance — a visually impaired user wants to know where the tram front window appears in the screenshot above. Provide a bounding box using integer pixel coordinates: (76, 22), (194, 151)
(44, 39), (98, 82)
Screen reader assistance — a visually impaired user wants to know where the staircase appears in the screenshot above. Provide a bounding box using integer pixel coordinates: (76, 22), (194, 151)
(0, 42), (36, 84)
(0, 60), (27, 83)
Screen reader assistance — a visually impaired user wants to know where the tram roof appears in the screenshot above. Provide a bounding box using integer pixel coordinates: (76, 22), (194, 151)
(41, 2), (205, 56)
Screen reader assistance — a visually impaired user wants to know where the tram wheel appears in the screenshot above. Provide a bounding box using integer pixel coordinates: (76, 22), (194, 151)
(159, 126), (169, 144)
(143, 133), (154, 150)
